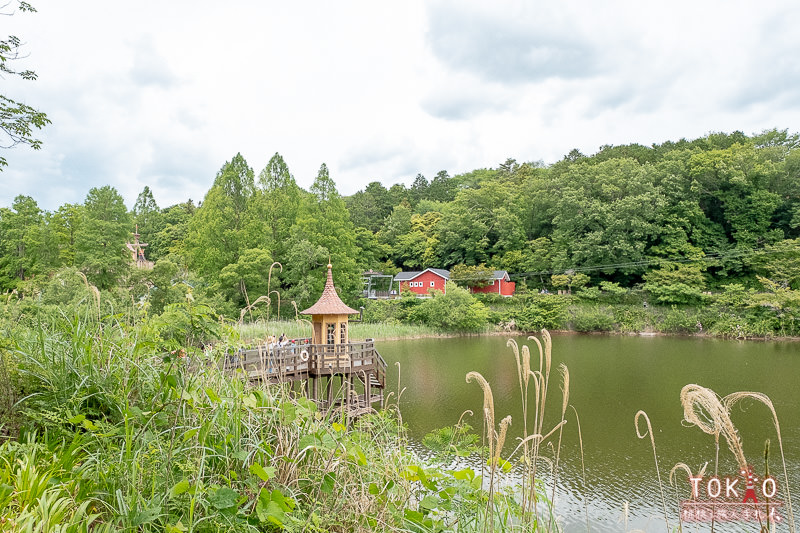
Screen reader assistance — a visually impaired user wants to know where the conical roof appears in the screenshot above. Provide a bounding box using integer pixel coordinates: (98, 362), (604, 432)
(301, 264), (359, 315)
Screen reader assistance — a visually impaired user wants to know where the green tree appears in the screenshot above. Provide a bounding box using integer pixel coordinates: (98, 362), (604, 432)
(427, 170), (457, 202)
(749, 238), (800, 289)
(285, 164), (360, 306)
(45, 203), (83, 268)
(185, 155), (257, 281)
(550, 271), (590, 293)
(393, 211), (441, 269)
(345, 181), (393, 232)
(643, 264), (707, 305)
(0, 194), (42, 288)
(151, 200), (194, 262)
(450, 263), (494, 288)
(255, 152), (301, 255)
(75, 186), (132, 289)
(218, 248), (274, 307)
(0, 2), (50, 168)
(409, 173), (429, 205)
(547, 158), (664, 281)
(132, 186), (163, 260)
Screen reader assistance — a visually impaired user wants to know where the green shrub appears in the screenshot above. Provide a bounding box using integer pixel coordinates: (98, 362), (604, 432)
(409, 283), (489, 332)
(611, 305), (651, 332)
(576, 286), (601, 301)
(570, 305), (614, 332)
(513, 294), (569, 332)
(658, 306), (700, 334)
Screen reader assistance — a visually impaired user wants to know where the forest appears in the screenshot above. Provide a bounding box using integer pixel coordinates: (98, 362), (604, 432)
(1, 129), (800, 335)
(2, 130), (800, 530)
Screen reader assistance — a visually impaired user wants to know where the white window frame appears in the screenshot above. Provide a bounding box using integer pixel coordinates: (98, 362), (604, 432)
(430, 281), (435, 287)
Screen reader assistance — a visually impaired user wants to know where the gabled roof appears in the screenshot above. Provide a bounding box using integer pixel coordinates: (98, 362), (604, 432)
(394, 268), (450, 281)
(491, 270), (510, 281)
(301, 264), (359, 315)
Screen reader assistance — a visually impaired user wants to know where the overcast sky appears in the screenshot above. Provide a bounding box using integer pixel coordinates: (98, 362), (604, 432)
(2, 1), (800, 211)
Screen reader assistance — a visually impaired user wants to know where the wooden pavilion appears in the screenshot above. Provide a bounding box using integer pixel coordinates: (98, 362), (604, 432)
(223, 264), (386, 414)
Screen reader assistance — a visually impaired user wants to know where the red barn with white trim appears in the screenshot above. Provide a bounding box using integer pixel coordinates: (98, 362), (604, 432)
(469, 270), (516, 297)
(394, 268), (449, 296)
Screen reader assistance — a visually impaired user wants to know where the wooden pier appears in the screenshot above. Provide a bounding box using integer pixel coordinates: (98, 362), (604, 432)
(222, 338), (388, 413)
(225, 263), (388, 415)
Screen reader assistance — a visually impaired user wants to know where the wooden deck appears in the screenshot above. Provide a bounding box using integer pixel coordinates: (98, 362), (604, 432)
(222, 338), (387, 412)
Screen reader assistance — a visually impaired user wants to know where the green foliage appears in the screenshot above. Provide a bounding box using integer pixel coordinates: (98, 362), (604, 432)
(184, 157), (257, 282)
(151, 298), (224, 350)
(217, 247), (274, 306)
(749, 238), (800, 289)
(409, 282), (489, 332)
(450, 263), (495, 288)
(422, 423), (480, 458)
(658, 306), (701, 334)
(75, 186), (132, 290)
(570, 305), (615, 332)
(0, 195), (42, 289)
(2, 302), (548, 532)
(576, 286), (601, 300)
(0, 2), (50, 169)
(513, 294), (569, 331)
(643, 264), (707, 305)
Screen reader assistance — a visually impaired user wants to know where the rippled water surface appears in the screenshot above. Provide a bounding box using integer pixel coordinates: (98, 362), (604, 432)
(377, 334), (800, 532)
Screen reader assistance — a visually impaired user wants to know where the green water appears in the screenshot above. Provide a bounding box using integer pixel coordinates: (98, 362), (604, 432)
(377, 334), (800, 532)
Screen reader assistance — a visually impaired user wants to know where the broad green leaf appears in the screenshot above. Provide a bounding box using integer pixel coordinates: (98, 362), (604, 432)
(132, 505), (161, 526)
(182, 428), (198, 442)
(450, 468), (475, 481)
(249, 463), (275, 482)
(169, 479), (190, 498)
(321, 472), (336, 494)
(166, 522), (187, 533)
(209, 487), (240, 510)
(419, 495), (439, 511)
(205, 387), (220, 403)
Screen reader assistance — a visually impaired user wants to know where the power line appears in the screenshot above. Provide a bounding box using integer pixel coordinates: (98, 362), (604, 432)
(510, 245), (794, 280)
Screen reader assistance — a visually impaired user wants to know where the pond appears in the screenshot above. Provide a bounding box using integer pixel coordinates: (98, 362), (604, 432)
(377, 334), (800, 532)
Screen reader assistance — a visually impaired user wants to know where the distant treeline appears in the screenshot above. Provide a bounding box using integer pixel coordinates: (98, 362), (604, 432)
(2, 129), (799, 318)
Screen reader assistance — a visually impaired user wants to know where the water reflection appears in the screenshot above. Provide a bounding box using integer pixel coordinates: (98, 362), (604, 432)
(379, 334), (800, 532)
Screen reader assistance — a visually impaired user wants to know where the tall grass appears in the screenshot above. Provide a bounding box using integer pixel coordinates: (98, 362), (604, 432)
(236, 319), (442, 343)
(635, 385), (795, 533)
(3, 302), (551, 532)
(465, 330), (572, 532)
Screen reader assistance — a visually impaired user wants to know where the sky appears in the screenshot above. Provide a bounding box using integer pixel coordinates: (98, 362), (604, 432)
(2, 0), (800, 211)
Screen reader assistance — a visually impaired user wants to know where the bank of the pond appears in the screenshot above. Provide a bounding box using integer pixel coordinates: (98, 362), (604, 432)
(238, 310), (800, 344)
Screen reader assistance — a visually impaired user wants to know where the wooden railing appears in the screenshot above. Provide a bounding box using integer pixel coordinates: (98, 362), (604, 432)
(222, 338), (386, 388)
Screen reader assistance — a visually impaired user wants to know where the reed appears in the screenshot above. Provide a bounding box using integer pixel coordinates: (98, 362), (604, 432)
(635, 410), (670, 532)
(464, 330), (576, 532)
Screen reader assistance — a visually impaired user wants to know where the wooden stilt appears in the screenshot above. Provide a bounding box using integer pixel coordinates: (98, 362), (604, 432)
(365, 371), (371, 409)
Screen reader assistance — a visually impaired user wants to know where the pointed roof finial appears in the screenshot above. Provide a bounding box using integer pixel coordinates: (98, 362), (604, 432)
(301, 263), (358, 315)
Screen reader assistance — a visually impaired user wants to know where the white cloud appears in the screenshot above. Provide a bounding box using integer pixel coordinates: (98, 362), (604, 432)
(2, 0), (800, 210)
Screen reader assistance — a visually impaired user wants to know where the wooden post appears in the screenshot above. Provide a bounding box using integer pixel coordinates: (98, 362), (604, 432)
(363, 371), (370, 408)
(348, 374), (354, 410)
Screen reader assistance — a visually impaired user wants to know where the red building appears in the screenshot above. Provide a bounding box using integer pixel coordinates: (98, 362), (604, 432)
(469, 270), (516, 297)
(394, 268), (450, 296)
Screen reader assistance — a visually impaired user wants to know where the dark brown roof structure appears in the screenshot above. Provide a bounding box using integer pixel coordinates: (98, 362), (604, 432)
(301, 264), (359, 315)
